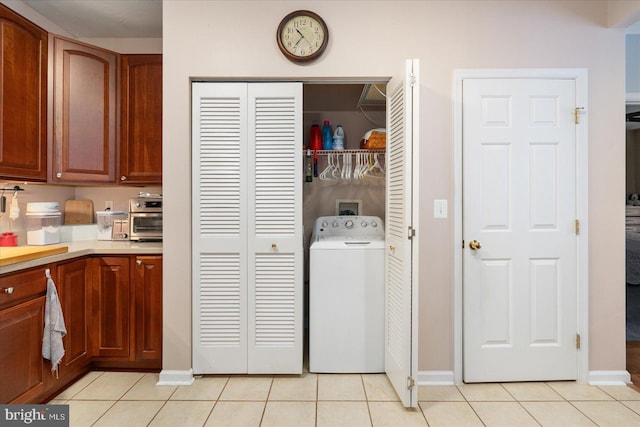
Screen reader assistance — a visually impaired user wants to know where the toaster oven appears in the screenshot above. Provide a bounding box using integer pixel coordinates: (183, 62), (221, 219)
(129, 197), (162, 241)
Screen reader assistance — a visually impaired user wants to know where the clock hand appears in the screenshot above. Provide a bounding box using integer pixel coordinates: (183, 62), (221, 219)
(296, 28), (305, 40)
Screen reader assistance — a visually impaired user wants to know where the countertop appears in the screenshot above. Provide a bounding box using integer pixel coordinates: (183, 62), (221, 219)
(0, 240), (163, 275)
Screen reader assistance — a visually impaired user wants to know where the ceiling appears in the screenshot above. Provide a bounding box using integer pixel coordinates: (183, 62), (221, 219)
(23, 0), (162, 38)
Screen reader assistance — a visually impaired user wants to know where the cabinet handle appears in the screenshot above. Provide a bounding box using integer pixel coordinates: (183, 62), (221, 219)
(3, 287), (14, 295)
(121, 176), (127, 181)
(136, 260), (143, 266)
(56, 172), (62, 178)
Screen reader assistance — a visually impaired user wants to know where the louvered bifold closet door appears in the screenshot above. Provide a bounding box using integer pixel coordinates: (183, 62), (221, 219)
(385, 59), (419, 407)
(247, 83), (302, 374)
(192, 83), (249, 374)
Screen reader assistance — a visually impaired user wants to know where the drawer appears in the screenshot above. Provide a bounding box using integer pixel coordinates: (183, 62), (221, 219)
(0, 266), (49, 309)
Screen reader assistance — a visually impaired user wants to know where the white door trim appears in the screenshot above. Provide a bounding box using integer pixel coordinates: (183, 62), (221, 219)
(453, 68), (589, 384)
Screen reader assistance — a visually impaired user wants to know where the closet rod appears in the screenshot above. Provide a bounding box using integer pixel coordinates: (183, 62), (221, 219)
(302, 149), (385, 155)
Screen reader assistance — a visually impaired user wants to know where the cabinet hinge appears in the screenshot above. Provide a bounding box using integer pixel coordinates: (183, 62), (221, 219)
(576, 333), (581, 350)
(575, 219), (580, 235)
(462, 239), (465, 249)
(408, 226), (416, 240)
(574, 107), (585, 124)
(407, 376), (415, 390)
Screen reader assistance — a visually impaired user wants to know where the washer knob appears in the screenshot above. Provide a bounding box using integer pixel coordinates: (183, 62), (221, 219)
(361, 221), (368, 228)
(345, 220), (354, 229)
(371, 221), (378, 228)
(332, 221), (339, 228)
(321, 221), (328, 228)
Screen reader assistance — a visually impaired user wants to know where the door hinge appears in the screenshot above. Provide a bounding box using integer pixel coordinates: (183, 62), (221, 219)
(409, 73), (417, 87)
(574, 107), (585, 124)
(575, 219), (580, 235)
(462, 239), (465, 249)
(408, 226), (416, 240)
(407, 376), (415, 390)
(576, 333), (581, 350)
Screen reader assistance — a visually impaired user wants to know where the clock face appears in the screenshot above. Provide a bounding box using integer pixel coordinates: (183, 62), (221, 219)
(277, 10), (328, 62)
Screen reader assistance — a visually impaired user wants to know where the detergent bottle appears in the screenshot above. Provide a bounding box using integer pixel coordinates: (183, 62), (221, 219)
(322, 120), (332, 150)
(332, 125), (344, 150)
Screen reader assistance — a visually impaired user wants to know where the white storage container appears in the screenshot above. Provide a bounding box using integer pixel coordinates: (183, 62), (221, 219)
(26, 202), (62, 245)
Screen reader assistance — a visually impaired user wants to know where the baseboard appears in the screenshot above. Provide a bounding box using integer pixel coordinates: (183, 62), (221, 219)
(417, 370), (455, 386)
(588, 370), (631, 385)
(157, 369), (195, 386)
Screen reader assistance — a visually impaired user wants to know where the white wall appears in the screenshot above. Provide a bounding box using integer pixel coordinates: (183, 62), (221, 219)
(163, 0), (629, 374)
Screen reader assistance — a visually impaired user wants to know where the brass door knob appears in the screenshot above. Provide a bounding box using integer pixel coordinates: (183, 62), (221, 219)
(469, 240), (482, 250)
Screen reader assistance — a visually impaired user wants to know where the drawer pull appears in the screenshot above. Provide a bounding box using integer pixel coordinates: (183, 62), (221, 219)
(4, 287), (14, 295)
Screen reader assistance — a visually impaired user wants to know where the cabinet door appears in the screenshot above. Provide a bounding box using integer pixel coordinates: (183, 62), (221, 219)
(57, 258), (91, 374)
(91, 257), (130, 358)
(0, 5), (47, 181)
(0, 297), (45, 403)
(132, 256), (162, 366)
(51, 36), (117, 183)
(120, 54), (162, 184)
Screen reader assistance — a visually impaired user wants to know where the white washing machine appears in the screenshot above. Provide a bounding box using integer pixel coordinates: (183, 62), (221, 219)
(309, 215), (385, 373)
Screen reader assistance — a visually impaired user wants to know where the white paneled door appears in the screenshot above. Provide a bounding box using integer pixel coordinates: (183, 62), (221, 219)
(463, 79), (578, 382)
(385, 59), (420, 408)
(192, 82), (302, 375)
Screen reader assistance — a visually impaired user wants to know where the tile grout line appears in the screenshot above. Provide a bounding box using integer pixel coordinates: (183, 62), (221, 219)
(315, 374), (319, 427)
(499, 384), (544, 427)
(454, 384), (488, 426)
(360, 374), (376, 427)
(257, 377), (274, 427)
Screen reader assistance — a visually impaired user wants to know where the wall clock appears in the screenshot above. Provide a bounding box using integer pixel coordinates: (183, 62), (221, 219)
(277, 10), (328, 63)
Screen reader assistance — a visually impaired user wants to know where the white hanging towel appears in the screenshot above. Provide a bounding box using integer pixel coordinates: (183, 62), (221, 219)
(9, 191), (19, 220)
(42, 268), (66, 377)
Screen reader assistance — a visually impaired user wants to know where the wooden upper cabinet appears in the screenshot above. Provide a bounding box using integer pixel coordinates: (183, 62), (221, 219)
(0, 5), (47, 181)
(50, 36), (118, 183)
(120, 54), (162, 184)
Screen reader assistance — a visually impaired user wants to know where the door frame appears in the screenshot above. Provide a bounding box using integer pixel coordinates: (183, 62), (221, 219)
(452, 68), (589, 384)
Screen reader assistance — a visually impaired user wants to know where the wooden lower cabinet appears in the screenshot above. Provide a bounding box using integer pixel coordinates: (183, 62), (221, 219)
(133, 256), (162, 367)
(0, 296), (46, 403)
(91, 255), (162, 369)
(91, 257), (131, 359)
(57, 259), (91, 378)
(0, 254), (162, 404)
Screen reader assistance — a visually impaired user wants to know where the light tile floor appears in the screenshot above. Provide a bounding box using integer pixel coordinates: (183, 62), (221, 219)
(48, 371), (640, 426)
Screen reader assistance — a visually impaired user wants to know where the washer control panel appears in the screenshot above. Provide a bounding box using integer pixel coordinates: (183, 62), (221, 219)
(312, 216), (384, 241)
